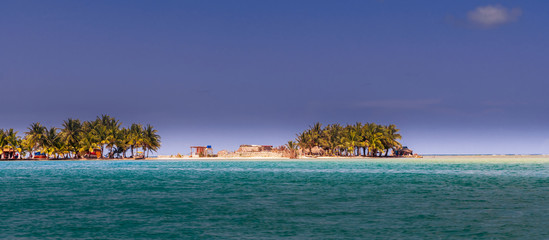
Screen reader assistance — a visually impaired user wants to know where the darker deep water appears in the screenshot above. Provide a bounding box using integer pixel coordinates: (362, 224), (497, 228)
(1, 160), (548, 239)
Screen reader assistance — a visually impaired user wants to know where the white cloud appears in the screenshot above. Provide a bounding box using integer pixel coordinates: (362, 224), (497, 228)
(467, 5), (522, 28)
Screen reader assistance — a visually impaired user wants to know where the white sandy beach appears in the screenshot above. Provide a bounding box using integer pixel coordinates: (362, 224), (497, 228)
(152, 155), (549, 164)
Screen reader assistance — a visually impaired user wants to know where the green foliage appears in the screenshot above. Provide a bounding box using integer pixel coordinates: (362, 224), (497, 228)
(295, 122), (403, 157)
(142, 124), (161, 158)
(0, 115), (161, 160)
(0, 128), (22, 159)
(285, 141), (299, 159)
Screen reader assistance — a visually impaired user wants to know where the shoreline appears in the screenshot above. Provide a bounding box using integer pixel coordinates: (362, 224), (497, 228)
(154, 155), (549, 163)
(3, 154), (549, 164)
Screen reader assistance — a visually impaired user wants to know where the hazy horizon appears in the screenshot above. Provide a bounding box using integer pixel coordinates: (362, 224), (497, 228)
(2, 1), (548, 155)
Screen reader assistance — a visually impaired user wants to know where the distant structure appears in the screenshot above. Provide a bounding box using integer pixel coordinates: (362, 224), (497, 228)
(1, 147), (17, 159)
(190, 145), (213, 157)
(218, 144), (282, 158)
(298, 146), (324, 156)
(236, 145), (273, 153)
(83, 148), (102, 159)
(395, 146), (413, 156)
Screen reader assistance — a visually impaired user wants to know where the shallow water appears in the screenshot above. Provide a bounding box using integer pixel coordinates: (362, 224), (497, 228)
(1, 159), (548, 239)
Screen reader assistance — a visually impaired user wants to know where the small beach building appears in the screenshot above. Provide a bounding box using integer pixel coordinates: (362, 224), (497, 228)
(1, 147), (16, 159)
(2, 148), (15, 159)
(395, 146), (413, 156)
(83, 148), (102, 159)
(190, 145), (213, 157)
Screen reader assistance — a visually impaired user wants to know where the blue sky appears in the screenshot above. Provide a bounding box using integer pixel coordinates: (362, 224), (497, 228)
(1, 1), (549, 154)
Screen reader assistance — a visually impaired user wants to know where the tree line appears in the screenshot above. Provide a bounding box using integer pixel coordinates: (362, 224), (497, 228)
(286, 122), (402, 157)
(0, 115), (160, 159)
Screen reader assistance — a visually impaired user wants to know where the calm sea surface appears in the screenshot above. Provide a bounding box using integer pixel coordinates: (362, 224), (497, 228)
(1, 159), (548, 239)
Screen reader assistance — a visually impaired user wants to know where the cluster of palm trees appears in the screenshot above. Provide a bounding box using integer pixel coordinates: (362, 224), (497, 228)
(287, 122), (402, 157)
(0, 115), (161, 160)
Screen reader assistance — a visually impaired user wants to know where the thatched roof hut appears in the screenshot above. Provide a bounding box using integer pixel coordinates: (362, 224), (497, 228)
(298, 146), (325, 156)
(395, 146), (413, 156)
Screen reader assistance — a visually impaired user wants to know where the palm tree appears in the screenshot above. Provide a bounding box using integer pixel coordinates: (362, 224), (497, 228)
(320, 124), (343, 156)
(91, 119), (109, 158)
(353, 122), (366, 156)
(25, 122), (46, 158)
(5, 129), (21, 159)
(0, 129), (6, 159)
(54, 136), (68, 159)
(43, 127), (60, 159)
(99, 115), (121, 158)
(381, 124), (402, 157)
(362, 123), (385, 156)
(78, 125), (100, 158)
(129, 123), (143, 157)
(310, 122), (323, 154)
(61, 118), (82, 158)
(142, 124), (161, 158)
(344, 128), (360, 157)
(295, 123), (322, 156)
(0, 115), (161, 159)
(296, 131), (308, 154)
(319, 125), (334, 156)
(20, 138), (33, 159)
(285, 140), (299, 159)
(294, 122), (404, 158)
(114, 128), (130, 158)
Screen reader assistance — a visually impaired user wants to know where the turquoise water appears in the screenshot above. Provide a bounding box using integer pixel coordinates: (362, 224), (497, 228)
(1, 159), (549, 239)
